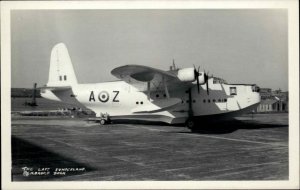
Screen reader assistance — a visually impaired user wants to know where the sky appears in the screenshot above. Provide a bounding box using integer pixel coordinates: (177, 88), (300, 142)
(11, 9), (288, 91)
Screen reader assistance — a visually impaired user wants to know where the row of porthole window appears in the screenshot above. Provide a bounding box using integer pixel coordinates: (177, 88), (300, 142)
(203, 99), (227, 103)
(136, 98), (228, 105)
(156, 94), (167, 98)
(182, 99), (227, 104)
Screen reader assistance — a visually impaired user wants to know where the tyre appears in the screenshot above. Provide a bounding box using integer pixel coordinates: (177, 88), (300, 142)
(100, 119), (106, 125)
(186, 118), (195, 130)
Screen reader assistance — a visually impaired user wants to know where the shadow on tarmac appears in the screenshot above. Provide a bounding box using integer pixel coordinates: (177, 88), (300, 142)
(110, 117), (288, 135)
(11, 136), (95, 181)
(111, 119), (171, 126)
(179, 120), (288, 134)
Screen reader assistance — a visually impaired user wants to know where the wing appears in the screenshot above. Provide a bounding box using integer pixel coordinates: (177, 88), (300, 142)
(111, 65), (192, 92)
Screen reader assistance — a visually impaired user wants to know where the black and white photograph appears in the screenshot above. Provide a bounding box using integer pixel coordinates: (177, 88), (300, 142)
(1, 0), (299, 189)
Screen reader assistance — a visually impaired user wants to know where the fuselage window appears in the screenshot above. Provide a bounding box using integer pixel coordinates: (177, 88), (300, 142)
(64, 75), (67, 81)
(163, 94), (166, 97)
(59, 76), (62, 81)
(208, 99), (211, 103)
(224, 99), (227, 102)
(218, 99), (221, 102)
(193, 100), (196, 103)
(156, 94), (159, 98)
(136, 102), (139, 104)
(203, 99), (206, 103)
(213, 99), (216, 102)
(140, 101), (143, 105)
(230, 87), (237, 95)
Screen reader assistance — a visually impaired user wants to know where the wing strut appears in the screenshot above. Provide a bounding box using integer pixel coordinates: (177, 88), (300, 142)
(163, 76), (170, 98)
(188, 88), (194, 117)
(147, 81), (151, 100)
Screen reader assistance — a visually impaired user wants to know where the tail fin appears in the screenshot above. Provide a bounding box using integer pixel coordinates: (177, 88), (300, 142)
(47, 43), (78, 87)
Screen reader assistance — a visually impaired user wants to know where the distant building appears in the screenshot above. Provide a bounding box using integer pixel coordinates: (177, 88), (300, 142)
(272, 89), (288, 102)
(257, 99), (288, 112)
(259, 88), (272, 100)
(256, 88), (288, 113)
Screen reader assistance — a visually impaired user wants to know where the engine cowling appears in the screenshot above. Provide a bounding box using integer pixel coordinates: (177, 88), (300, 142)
(177, 68), (196, 82)
(177, 68), (206, 85)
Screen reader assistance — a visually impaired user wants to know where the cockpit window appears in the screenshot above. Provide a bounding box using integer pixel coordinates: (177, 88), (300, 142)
(230, 87), (237, 95)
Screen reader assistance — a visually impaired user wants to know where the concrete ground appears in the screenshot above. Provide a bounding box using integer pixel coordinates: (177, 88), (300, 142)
(11, 113), (288, 181)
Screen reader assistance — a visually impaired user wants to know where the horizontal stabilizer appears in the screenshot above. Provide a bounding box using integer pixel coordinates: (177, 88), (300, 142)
(131, 98), (182, 113)
(40, 85), (79, 105)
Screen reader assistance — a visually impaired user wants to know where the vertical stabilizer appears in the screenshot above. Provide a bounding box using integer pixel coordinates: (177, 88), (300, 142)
(47, 43), (78, 87)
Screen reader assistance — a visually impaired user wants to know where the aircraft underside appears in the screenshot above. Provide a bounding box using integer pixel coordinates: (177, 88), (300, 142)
(106, 102), (260, 125)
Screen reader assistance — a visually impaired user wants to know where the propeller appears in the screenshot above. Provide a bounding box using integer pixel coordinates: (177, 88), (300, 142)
(194, 66), (210, 95)
(204, 70), (209, 95)
(193, 65), (201, 93)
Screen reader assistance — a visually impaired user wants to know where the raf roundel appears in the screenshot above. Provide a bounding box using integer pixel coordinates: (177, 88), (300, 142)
(98, 91), (109, 103)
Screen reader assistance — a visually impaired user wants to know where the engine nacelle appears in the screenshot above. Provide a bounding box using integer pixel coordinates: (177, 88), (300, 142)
(177, 68), (196, 82)
(177, 68), (206, 84)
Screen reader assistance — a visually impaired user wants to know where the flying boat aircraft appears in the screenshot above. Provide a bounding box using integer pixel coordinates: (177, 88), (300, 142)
(41, 43), (261, 131)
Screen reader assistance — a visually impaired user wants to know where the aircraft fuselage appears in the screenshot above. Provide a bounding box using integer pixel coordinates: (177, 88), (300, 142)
(42, 78), (260, 124)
